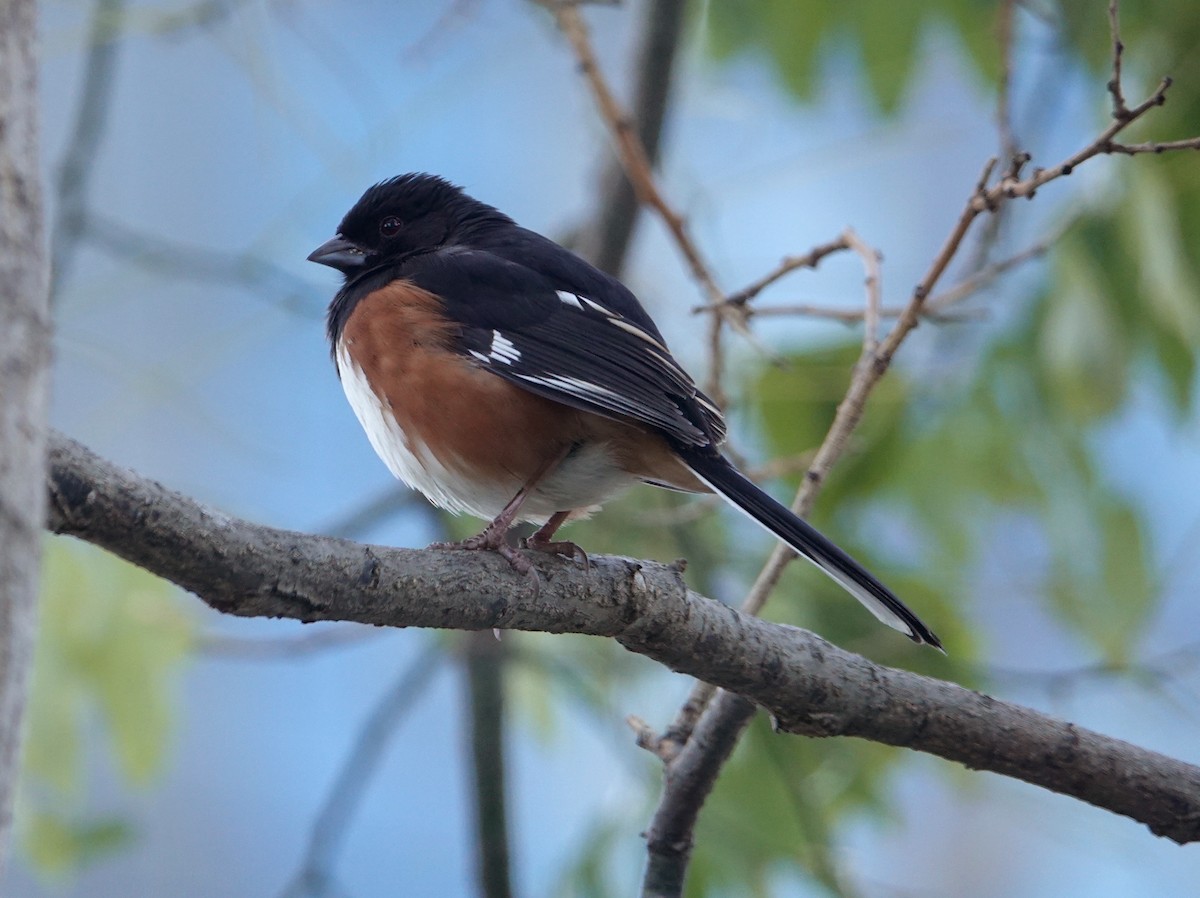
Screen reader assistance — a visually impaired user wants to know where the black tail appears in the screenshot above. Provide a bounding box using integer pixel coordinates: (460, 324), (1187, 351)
(679, 449), (942, 649)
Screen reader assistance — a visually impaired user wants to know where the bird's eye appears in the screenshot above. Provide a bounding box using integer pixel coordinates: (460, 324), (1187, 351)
(379, 216), (402, 237)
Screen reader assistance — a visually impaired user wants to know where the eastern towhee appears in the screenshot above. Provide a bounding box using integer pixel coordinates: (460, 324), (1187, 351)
(309, 173), (940, 648)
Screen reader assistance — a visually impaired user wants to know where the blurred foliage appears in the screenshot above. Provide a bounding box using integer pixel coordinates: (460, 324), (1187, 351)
(18, 539), (193, 877)
(704, 0), (1003, 113)
(28, 0), (1200, 896)
(688, 717), (900, 898)
(550, 2), (1200, 895)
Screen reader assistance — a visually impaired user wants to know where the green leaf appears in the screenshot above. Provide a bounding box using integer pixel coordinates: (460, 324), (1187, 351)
(1046, 498), (1157, 662)
(856, 0), (924, 114)
(941, 0), (1003, 86)
(20, 539), (194, 876)
(687, 717), (903, 896)
(1037, 245), (1128, 421)
(24, 812), (134, 877)
(1118, 166), (1200, 408)
(703, 2), (1002, 113)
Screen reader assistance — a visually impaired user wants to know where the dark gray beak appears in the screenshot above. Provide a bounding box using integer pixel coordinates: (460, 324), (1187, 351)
(307, 235), (369, 273)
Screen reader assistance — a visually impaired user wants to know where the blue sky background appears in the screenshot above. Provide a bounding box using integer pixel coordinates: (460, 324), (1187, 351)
(7, 1), (1200, 895)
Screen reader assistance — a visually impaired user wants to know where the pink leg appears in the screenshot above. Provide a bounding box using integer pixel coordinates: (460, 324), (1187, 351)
(430, 484), (540, 575)
(521, 511), (588, 568)
(429, 447), (572, 579)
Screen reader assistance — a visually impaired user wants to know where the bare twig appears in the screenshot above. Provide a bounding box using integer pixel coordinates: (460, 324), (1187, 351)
(548, 1), (740, 404)
(996, 0), (1020, 166)
(575, 0), (689, 276)
(745, 303), (984, 324)
(925, 226), (1063, 311)
(549, 2), (722, 305)
(1107, 0), (1130, 120)
(1105, 137), (1200, 154)
(970, 76), (1177, 210)
(729, 227), (1058, 325)
(842, 228), (883, 352)
(704, 236), (852, 312)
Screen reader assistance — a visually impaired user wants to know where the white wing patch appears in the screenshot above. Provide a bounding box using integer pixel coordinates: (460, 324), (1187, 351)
(489, 331), (520, 364)
(514, 372), (619, 400)
(556, 290), (585, 311)
(605, 316), (670, 353)
(557, 289), (673, 357)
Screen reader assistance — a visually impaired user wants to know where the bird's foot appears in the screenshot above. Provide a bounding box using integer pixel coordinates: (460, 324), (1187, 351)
(520, 533), (589, 570)
(431, 525), (536, 582)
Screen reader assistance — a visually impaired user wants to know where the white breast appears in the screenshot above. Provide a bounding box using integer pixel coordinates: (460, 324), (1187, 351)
(335, 342), (491, 517)
(336, 340), (641, 524)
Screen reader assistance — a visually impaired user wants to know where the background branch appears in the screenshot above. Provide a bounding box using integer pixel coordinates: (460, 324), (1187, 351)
(573, 0), (688, 277)
(279, 643), (442, 898)
(463, 631), (514, 898)
(43, 432), (1200, 848)
(50, 0), (124, 299)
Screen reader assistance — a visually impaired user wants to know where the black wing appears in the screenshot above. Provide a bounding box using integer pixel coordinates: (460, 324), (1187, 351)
(406, 248), (726, 448)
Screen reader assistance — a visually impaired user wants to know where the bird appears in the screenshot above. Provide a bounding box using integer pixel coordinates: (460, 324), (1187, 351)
(308, 173), (941, 649)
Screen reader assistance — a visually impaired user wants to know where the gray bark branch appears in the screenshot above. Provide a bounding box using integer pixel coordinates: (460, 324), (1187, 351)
(44, 432), (1200, 846)
(0, 0), (49, 876)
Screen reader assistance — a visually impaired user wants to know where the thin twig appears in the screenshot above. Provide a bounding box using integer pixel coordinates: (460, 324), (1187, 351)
(575, 0), (689, 276)
(1106, 137), (1200, 154)
(716, 228), (1058, 326)
(996, 0), (1020, 166)
(842, 228), (882, 352)
(924, 223), (1066, 311)
(746, 303), (984, 324)
(972, 76), (1176, 209)
(549, 2), (722, 302)
(1107, 0), (1130, 120)
(705, 236), (852, 312)
(548, 1), (737, 404)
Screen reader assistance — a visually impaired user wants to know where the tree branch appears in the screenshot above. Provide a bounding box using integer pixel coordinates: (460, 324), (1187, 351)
(43, 432), (1200, 848)
(0, 0), (49, 875)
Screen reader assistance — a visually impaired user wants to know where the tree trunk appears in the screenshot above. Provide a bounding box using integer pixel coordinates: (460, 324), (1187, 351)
(0, 0), (50, 875)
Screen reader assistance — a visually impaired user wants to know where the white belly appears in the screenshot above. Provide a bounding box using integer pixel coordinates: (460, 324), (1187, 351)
(336, 343), (638, 523)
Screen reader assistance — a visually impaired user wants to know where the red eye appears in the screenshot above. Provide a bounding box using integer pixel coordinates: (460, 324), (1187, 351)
(380, 216), (402, 237)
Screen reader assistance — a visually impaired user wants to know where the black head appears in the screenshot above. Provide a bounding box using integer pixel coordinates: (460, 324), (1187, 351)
(307, 173), (514, 276)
